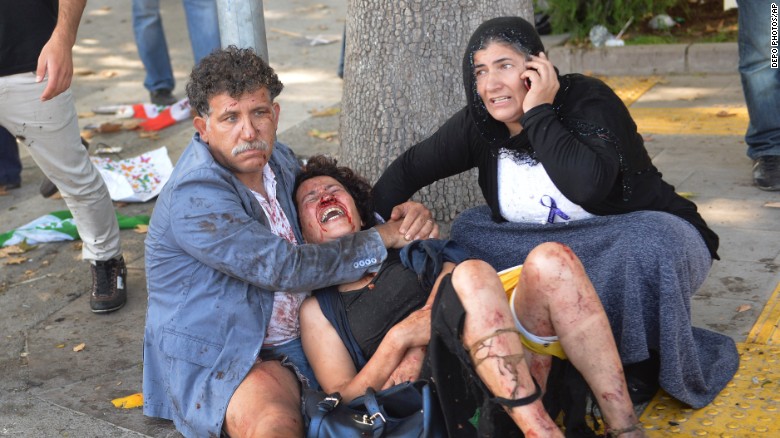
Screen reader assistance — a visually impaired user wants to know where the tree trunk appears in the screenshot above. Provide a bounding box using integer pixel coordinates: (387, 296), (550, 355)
(341, 1), (533, 233)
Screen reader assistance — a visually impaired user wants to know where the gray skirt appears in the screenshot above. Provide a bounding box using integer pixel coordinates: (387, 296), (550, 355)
(450, 206), (738, 409)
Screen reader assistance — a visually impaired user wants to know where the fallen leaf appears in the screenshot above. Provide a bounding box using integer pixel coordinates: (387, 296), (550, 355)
(72, 242), (83, 251)
(74, 68), (95, 76)
(100, 70), (119, 78)
(24, 270), (35, 277)
(122, 120), (140, 130)
(111, 393), (143, 409)
(81, 130), (95, 140)
(134, 224), (149, 234)
(676, 191), (695, 199)
(56, 344), (65, 348)
(309, 107), (340, 117)
(73, 343), (86, 352)
(97, 122), (123, 133)
(736, 304), (752, 313)
(5, 257), (28, 265)
(0, 241), (38, 258)
(763, 201), (780, 208)
(715, 110), (736, 118)
(78, 111), (96, 118)
(138, 131), (160, 140)
(18, 240), (37, 252)
(308, 129), (338, 141)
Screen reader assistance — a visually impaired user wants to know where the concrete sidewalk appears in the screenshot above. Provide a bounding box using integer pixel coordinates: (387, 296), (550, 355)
(1, 1), (778, 436)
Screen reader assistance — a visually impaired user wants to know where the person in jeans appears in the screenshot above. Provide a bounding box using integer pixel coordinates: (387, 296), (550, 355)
(132, 0), (220, 105)
(737, 0), (780, 190)
(0, 0), (127, 313)
(0, 127), (21, 192)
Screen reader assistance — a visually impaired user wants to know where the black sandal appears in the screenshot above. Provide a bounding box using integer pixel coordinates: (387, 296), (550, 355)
(490, 376), (543, 408)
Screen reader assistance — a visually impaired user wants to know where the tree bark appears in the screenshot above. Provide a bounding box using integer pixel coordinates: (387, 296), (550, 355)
(341, 1), (534, 232)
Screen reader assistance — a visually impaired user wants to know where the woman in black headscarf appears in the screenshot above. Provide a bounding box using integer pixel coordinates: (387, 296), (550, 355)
(373, 16), (738, 411)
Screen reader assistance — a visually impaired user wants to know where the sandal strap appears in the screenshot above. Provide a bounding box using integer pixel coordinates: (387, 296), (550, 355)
(489, 376), (542, 408)
(604, 422), (642, 437)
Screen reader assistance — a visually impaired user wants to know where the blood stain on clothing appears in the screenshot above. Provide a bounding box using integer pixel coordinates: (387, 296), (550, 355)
(198, 220), (216, 232)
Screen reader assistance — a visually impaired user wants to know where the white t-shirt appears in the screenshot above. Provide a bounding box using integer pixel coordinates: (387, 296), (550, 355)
(252, 164), (308, 346)
(497, 152), (595, 224)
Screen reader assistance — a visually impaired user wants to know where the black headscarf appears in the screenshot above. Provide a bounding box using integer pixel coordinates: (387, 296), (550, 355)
(461, 16), (545, 147)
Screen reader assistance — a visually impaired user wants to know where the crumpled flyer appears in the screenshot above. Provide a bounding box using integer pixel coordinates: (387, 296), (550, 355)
(90, 146), (173, 202)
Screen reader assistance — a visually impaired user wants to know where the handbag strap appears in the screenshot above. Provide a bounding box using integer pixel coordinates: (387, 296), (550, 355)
(361, 387), (388, 438)
(306, 392), (342, 438)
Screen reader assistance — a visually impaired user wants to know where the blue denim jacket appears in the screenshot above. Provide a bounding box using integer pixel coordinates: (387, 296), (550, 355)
(143, 134), (387, 437)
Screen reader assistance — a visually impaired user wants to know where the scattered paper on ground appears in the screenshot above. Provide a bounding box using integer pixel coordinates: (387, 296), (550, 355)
(111, 393), (144, 409)
(90, 146), (173, 202)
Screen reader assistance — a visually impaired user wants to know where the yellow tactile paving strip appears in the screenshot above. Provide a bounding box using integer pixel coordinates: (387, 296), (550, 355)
(746, 281), (780, 344)
(629, 107), (749, 136)
(598, 75), (663, 107)
(598, 75), (749, 136)
(640, 343), (780, 436)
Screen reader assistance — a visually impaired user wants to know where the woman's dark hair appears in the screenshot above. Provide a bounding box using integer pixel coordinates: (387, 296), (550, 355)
(186, 45), (284, 117)
(294, 155), (377, 230)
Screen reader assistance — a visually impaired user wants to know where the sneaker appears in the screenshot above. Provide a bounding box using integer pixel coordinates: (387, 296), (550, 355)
(752, 155), (780, 191)
(40, 136), (90, 198)
(150, 88), (177, 106)
(90, 256), (127, 313)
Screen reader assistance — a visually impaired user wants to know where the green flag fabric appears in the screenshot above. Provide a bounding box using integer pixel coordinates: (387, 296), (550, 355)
(0, 210), (149, 247)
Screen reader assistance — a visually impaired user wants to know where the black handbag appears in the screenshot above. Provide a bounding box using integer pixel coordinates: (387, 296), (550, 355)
(303, 380), (445, 438)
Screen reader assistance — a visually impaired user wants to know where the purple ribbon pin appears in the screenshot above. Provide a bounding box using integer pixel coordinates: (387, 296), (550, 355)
(541, 195), (570, 224)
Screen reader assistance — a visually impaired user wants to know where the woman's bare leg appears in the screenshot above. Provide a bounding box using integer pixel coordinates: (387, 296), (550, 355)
(451, 259), (563, 437)
(515, 242), (644, 437)
(224, 360), (303, 438)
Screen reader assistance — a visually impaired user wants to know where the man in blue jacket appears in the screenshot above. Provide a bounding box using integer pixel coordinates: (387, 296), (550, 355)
(143, 46), (436, 438)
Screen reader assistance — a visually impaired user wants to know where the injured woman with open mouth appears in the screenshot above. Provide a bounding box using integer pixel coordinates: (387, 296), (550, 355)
(293, 155), (648, 438)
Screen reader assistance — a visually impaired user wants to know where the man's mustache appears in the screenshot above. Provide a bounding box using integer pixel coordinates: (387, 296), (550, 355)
(231, 140), (270, 157)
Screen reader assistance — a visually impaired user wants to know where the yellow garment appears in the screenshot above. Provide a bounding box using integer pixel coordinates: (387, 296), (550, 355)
(497, 265), (567, 359)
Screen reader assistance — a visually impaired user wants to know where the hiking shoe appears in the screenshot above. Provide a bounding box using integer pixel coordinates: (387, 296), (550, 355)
(40, 136), (90, 198)
(150, 88), (177, 106)
(753, 155), (780, 191)
(90, 256), (127, 313)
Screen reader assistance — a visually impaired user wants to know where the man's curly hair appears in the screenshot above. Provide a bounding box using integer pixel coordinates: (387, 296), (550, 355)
(294, 155), (377, 230)
(186, 45), (284, 117)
